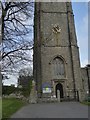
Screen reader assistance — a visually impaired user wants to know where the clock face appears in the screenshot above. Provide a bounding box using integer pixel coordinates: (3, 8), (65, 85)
(42, 24), (61, 47)
(52, 24), (61, 34)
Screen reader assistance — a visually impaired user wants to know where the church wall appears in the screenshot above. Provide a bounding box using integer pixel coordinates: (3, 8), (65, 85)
(41, 46), (76, 99)
(66, 2), (84, 101)
(39, 2), (82, 100)
(34, 2), (88, 102)
(40, 2), (67, 13)
(81, 67), (89, 99)
(70, 46), (84, 100)
(40, 13), (70, 47)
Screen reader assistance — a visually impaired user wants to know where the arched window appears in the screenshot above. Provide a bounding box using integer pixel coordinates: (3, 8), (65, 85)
(53, 57), (65, 76)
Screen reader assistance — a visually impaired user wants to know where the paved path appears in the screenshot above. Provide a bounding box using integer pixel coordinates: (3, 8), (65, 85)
(11, 102), (88, 118)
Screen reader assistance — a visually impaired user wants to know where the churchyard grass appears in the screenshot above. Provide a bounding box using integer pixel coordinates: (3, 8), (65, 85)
(0, 98), (2, 119)
(2, 98), (27, 119)
(81, 101), (90, 106)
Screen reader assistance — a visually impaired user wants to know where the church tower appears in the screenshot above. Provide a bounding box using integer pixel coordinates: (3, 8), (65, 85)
(34, 2), (84, 101)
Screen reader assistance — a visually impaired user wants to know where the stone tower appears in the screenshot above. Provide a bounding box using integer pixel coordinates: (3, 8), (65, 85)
(34, 2), (84, 102)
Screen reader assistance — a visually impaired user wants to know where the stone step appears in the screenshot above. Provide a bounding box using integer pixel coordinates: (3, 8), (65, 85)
(37, 97), (58, 103)
(37, 97), (77, 103)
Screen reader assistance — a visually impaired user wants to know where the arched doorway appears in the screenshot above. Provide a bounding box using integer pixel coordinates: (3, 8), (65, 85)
(56, 83), (64, 99)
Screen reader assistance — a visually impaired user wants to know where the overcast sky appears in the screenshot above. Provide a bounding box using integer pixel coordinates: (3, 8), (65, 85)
(3, 2), (88, 86)
(72, 2), (88, 67)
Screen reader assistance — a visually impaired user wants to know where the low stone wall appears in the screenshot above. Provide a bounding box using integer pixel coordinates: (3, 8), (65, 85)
(37, 97), (58, 103)
(2, 93), (29, 102)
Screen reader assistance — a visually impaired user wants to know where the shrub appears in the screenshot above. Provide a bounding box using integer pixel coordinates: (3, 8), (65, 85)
(2, 86), (16, 95)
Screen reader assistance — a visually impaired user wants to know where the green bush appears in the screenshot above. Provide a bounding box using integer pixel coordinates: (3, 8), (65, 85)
(2, 79), (32, 98)
(20, 80), (32, 97)
(21, 88), (30, 97)
(2, 86), (16, 95)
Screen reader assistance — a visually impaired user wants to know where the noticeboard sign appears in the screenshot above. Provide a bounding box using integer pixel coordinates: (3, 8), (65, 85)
(43, 87), (51, 93)
(42, 82), (51, 93)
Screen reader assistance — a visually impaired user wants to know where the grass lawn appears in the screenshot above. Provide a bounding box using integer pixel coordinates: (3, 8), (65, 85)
(2, 98), (27, 119)
(81, 101), (90, 106)
(0, 98), (2, 119)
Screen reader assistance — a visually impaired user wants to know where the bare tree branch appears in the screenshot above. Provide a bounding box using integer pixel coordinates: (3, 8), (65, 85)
(1, 1), (34, 72)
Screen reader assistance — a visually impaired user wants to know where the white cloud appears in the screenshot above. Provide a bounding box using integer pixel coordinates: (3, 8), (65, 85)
(81, 59), (88, 67)
(3, 74), (18, 87)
